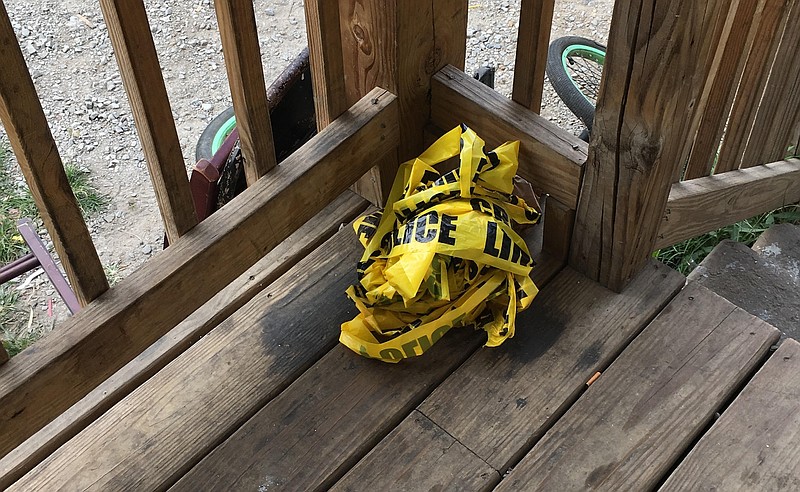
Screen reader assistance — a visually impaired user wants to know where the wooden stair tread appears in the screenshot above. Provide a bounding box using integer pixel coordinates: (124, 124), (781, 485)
(170, 231), (563, 491)
(498, 282), (779, 490)
(8, 223), (364, 491)
(661, 339), (800, 490)
(689, 237), (800, 337)
(752, 223), (800, 279)
(332, 411), (499, 491)
(0, 190), (369, 490)
(332, 260), (683, 487)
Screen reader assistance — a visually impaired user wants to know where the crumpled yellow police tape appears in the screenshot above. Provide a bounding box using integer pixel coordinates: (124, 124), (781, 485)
(340, 124), (541, 363)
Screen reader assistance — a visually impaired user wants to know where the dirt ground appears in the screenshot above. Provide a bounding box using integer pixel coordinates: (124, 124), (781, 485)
(0, 0), (613, 338)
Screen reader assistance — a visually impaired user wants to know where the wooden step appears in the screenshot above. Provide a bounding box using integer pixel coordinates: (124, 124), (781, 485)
(0, 191), (369, 489)
(497, 283), (779, 490)
(752, 223), (800, 279)
(330, 261), (685, 490)
(8, 223), (365, 491)
(169, 233), (562, 491)
(661, 339), (800, 490)
(689, 232), (800, 338)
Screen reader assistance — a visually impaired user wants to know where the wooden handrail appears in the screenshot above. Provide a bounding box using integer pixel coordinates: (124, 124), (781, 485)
(0, 2), (108, 306)
(99, 0), (198, 243)
(656, 159), (800, 250)
(214, 0), (277, 185)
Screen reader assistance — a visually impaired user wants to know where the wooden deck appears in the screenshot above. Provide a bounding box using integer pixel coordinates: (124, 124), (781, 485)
(4, 209), (799, 491)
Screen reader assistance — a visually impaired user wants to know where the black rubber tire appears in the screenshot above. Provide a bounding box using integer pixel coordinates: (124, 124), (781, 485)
(546, 36), (606, 133)
(195, 105), (235, 162)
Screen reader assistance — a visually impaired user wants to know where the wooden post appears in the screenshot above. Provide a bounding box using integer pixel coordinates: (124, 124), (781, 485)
(571, 0), (732, 291)
(99, 0), (198, 243)
(327, 0), (468, 205)
(214, 0), (278, 185)
(0, 3), (108, 306)
(512, 0), (556, 113)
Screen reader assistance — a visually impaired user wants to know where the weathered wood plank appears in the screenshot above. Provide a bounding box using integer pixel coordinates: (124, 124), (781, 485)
(499, 283), (779, 490)
(98, 0), (198, 242)
(214, 0), (277, 184)
(333, 411), (500, 491)
(655, 159), (800, 250)
(305, 0), (348, 130)
(683, 0), (761, 179)
(0, 191), (368, 490)
(418, 261), (684, 472)
(0, 89), (397, 459)
(716, 0), (792, 173)
(340, 0), (467, 205)
(168, 243), (561, 491)
(661, 339), (800, 491)
(0, 2), (108, 306)
(432, 65), (586, 208)
(8, 224), (364, 491)
(571, 0), (741, 291)
(511, 0), (555, 113)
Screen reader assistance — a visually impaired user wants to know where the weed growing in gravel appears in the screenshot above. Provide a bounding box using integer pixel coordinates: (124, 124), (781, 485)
(1, 140), (107, 355)
(655, 205), (800, 275)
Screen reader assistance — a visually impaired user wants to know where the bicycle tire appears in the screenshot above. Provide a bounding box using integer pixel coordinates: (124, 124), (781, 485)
(546, 36), (606, 133)
(195, 105), (235, 162)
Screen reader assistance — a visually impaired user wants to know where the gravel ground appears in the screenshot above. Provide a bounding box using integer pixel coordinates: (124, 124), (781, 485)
(0, 0), (612, 337)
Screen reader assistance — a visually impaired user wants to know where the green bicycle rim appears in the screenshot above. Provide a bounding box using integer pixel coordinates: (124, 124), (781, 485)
(561, 44), (606, 106)
(211, 116), (237, 156)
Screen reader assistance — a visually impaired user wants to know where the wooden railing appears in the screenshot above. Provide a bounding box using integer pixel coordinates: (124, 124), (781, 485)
(0, 0), (799, 478)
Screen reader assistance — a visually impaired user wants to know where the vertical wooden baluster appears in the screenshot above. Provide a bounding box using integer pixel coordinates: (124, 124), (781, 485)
(305, 0), (348, 131)
(682, 0), (759, 180)
(512, 0), (556, 113)
(739, 0), (800, 167)
(0, 2), (108, 307)
(99, 0), (198, 243)
(716, 0), (792, 172)
(214, 0), (277, 184)
(571, 0), (731, 291)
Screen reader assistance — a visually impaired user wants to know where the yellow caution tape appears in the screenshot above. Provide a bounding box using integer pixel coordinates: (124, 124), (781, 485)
(340, 124), (541, 362)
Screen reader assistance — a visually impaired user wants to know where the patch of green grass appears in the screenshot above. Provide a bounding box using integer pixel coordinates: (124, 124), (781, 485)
(0, 286), (34, 357)
(655, 205), (800, 275)
(0, 141), (107, 264)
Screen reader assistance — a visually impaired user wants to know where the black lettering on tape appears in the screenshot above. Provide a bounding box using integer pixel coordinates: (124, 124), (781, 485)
(439, 214), (457, 245)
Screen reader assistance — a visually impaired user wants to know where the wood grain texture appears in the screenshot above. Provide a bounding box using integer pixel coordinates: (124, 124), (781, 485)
(98, 0), (198, 242)
(683, 0), (761, 179)
(432, 65), (587, 208)
(9, 225), (364, 491)
(0, 3), (108, 306)
(571, 0), (736, 291)
(418, 261), (685, 472)
(214, 0), (277, 184)
(305, 0), (348, 130)
(0, 89), (397, 459)
(332, 411), (500, 491)
(0, 346), (7, 366)
(169, 228), (562, 491)
(512, 0), (556, 112)
(0, 192), (368, 490)
(656, 159), (800, 250)
(499, 283), (779, 491)
(739, 0), (800, 167)
(661, 339), (800, 491)
(339, 0), (467, 205)
(542, 197), (574, 262)
(716, 0), (792, 172)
